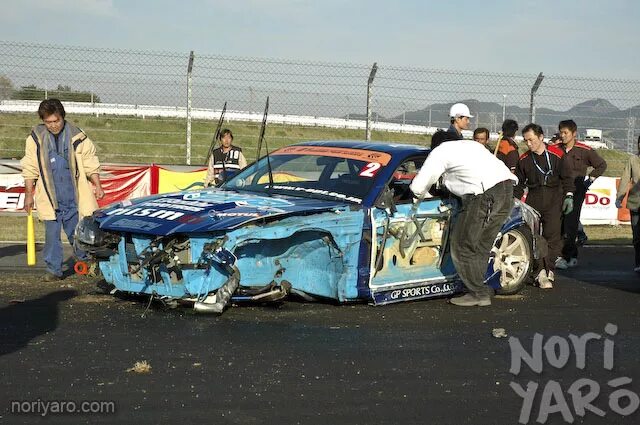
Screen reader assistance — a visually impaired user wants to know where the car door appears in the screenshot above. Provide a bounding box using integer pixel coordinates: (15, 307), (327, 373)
(368, 157), (462, 304)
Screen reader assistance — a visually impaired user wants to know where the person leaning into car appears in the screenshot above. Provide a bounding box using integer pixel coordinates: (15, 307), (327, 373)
(514, 124), (575, 289)
(21, 99), (105, 282)
(204, 129), (247, 187)
(410, 139), (517, 307)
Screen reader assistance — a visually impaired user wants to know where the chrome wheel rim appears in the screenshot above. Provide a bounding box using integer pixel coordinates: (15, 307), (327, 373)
(494, 231), (530, 289)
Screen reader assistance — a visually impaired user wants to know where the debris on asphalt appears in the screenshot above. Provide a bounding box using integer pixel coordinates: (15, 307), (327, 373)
(492, 328), (507, 338)
(127, 360), (152, 374)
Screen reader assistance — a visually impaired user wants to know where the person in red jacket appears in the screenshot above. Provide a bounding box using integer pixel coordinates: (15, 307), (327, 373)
(555, 120), (607, 269)
(496, 119), (519, 173)
(514, 124), (574, 288)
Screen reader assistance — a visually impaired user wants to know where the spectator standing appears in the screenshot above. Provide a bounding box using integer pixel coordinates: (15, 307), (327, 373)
(410, 140), (517, 306)
(615, 136), (640, 272)
(21, 99), (105, 281)
(555, 120), (607, 269)
(204, 129), (247, 187)
(430, 103), (473, 150)
(496, 119), (520, 173)
(473, 127), (491, 150)
(514, 124), (575, 288)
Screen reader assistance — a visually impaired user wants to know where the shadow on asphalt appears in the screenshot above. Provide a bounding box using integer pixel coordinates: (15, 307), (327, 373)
(0, 244), (29, 259)
(0, 289), (77, 357)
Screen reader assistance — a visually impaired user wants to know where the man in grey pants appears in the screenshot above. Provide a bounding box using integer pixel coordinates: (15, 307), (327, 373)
(410, 139), (518, 306)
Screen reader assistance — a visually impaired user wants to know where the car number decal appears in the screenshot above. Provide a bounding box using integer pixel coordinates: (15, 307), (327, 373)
(359, 162), (382, 177)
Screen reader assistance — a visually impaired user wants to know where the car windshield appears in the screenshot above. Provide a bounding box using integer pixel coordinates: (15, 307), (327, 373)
(222, 145), (392, 204)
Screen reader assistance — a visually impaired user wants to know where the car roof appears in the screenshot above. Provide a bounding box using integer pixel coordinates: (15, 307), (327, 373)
(293, 140), (430, 156)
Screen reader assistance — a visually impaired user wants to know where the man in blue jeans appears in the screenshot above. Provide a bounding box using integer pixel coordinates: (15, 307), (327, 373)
(21, 99), (105, 281)
(410, 139), (517, 306)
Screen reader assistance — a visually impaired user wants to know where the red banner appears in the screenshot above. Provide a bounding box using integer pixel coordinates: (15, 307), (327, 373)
(0, 164), (207, 213)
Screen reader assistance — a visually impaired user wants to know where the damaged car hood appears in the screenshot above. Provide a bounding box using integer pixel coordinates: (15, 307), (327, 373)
(94, 189), (351, 235)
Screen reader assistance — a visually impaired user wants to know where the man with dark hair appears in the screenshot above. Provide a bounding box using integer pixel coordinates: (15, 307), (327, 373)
(204, 128), (247, 187)
(496, 119), (519, 172)
(410, 139), (517, 307)
(430, 103), (473, 150)
(555, 119), (607, 269)
(515, 124), (574, 288)
(21, 99), (104, 281)
(473, 127), (490, 148)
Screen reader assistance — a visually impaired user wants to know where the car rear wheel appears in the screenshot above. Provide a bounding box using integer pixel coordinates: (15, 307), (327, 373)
(493, 226), (533, 295)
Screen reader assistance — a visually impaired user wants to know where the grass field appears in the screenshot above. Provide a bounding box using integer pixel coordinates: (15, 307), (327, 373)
(0, 112), (631, 176)
(0, 112), (431, 165)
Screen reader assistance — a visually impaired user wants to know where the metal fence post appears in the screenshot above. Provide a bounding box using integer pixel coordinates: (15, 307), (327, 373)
(186, 51), (194, 165)
(502, 94), (507, 122)
(365, 62), (378, 141)
(627, 116), (636, 153)
(529, 72), (544, 123)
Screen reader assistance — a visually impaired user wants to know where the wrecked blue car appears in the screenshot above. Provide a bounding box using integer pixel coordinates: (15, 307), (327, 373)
(76, 141), (540, 313)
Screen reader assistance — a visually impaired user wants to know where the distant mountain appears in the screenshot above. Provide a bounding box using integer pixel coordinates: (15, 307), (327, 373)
(349, 98), (639, 149)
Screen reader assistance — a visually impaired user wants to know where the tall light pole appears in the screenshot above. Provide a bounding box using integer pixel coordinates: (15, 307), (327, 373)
(529, 72), (544, 123)
(502, 95), (507, 122)
(365, 62), (378, 141)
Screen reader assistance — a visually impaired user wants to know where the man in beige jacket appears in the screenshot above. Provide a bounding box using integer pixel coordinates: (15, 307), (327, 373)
(616, 136), (640, 272)
(21, 99), (105, 281)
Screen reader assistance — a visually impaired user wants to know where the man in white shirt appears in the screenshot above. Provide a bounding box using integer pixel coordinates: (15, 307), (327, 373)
(410, 140), (518, 306)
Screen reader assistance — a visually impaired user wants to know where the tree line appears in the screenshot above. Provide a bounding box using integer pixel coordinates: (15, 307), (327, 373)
(0, 76), (100, 103)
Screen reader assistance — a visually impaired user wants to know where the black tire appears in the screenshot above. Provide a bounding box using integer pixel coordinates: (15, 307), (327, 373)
(494, 226), (534, 295)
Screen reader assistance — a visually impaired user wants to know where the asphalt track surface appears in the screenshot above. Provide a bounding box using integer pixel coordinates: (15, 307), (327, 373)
(0, 243), (639, 425)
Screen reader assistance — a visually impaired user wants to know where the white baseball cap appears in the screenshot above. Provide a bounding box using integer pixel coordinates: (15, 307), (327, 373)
(449, 103), (474, 118)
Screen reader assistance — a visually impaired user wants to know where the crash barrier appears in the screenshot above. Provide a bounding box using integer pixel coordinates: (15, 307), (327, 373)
(0, 164), (206, 213)
(0, 166), (632, 224)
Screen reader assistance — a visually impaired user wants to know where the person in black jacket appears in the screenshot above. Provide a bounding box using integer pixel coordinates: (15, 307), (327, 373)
(555, 120), (607, 269)
(204, 129), (247, 187)
(515, 124), (575, 288)
(496, 119), (519, 173)
(430, 103), (473, 150)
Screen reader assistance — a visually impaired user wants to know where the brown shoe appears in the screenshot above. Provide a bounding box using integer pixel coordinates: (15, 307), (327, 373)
(42, 273), (63, 282)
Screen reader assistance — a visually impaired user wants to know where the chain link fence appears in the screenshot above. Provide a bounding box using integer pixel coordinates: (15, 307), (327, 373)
(1, 40), (640, 173)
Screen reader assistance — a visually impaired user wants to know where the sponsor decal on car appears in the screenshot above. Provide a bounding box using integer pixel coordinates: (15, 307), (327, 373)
(372, 281), (463, 305)
(211, 212), (261, 218)
(140, 198), (214, 211)
(273, 145), (392, 165)
(106, 207), (184, 221)
(112, 218), (163, 231)
(268, 185), (362, 204)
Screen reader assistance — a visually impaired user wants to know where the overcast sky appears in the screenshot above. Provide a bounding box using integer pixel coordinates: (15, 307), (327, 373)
(1, 0), (639, 78)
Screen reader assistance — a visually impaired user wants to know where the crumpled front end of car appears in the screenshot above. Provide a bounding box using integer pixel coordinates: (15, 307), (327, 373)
(76, 208), (366, 313)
